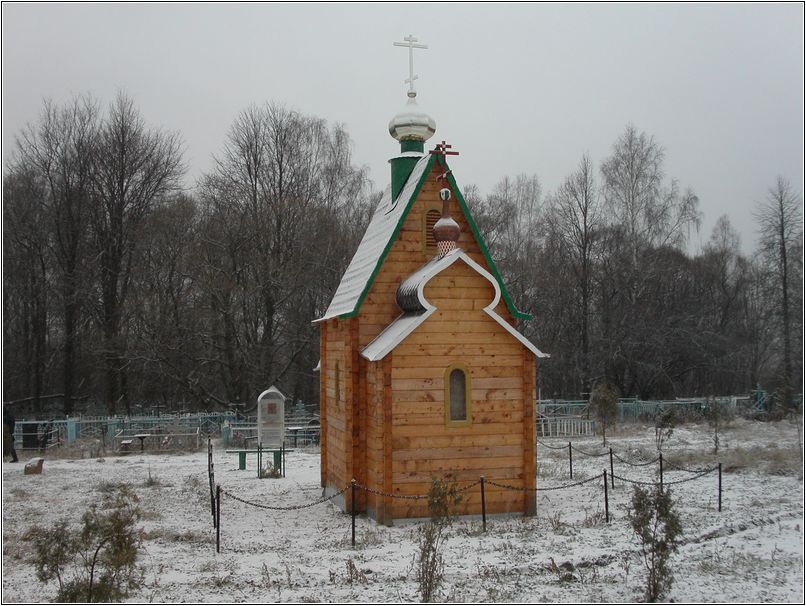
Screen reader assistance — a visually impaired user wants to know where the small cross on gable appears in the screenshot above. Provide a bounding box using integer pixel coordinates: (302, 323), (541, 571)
(430, 141), (459, 157)
(430, 141), (459, 174)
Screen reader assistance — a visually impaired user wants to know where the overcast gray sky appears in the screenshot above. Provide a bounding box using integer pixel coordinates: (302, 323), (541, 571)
(3, 2), (803, 252)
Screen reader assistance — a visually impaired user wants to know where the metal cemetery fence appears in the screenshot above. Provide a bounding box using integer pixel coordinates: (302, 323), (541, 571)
(538, 396), (745, 423)
(10, 394), (788, 453)
(10, 410), (321, 453)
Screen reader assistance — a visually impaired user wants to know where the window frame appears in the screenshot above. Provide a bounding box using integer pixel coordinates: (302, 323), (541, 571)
(444, 363), (472, 427)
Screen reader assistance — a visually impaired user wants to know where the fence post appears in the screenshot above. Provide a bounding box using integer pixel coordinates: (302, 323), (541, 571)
(568, 442), (573, 479)
(260, 442), (265, 478)
(208, 438), (216, 528)
(718, 463), (722, 512)
(609, 447), (615, 489)
(480, 476), (487, 533)
(210, 462), (216, 528)
(659, 453), (663, 492)
(282, 442), (286, 477)
(215, 485), (221, 554)
(603, 469), (609, 523)
(351, 479), (356, 547)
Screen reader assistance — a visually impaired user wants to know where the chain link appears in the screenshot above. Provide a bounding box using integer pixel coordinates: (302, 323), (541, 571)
(219, 463), (718, 511)
(571, 445), (610, 457)
(611, 466), (717, 487)
(486, 475), (601, 493)
(355, 480), (480, 500)
(222, 485), (348, 511)
(536, 439), (569, 450)
(538, 439), (662, 467)
(356, 484), (427, 500)
(610, 473), (659, 486)
(665, 461), (717, 474)
(612, 452), (660, 467)
(663, 467), (719, 485)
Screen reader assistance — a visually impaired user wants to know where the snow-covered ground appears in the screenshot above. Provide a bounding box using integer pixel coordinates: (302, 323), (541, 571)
(2, 417), (803, 603)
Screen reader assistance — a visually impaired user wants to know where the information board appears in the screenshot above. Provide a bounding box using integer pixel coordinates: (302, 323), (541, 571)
(256, 386), (285, 448)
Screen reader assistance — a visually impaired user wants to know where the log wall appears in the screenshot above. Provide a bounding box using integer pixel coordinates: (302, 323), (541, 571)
(385, 260), (535, 518)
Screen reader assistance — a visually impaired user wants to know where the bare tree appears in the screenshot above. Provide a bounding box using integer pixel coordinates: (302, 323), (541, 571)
(547, 154), (602, 394)
(10, 96), (99, 415)
(597, 124), (701, 397)
(90, 92), (184, 414)
(3, 168), (51, 412)
(195, 103), (370, 408)
(755, 177), (803, 411)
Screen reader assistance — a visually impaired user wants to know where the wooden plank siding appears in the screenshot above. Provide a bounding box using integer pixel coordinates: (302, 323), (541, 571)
(387, 260), (531, 519)
(522, 347), (537, 515)
(324, 319), (350, 500)
(356, 162), (515, 351)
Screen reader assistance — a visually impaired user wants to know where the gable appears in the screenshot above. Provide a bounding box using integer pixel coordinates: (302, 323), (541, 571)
(361, 249), (546, 361)
(316, 151), (530, 323)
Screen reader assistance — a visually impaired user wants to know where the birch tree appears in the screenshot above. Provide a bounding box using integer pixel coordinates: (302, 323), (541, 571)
(755, 177), (803, 411)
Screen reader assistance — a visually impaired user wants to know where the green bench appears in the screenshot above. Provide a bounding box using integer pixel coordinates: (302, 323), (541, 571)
(225, 447), (291, 472)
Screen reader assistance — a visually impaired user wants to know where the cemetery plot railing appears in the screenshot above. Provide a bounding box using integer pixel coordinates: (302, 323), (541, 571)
(536, 414), (595, 437)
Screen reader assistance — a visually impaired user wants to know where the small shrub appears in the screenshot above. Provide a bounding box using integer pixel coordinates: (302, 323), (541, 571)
(704, 397), (734, 454)
(414, 478), (462, 603)
(345, 558), (368, 585)
(548, 511), (567, 532)
(23, 485), (143, 602)
(653, 407), (676, 452)
(628, 486), (682, 602)
(590, 380), (619, 446)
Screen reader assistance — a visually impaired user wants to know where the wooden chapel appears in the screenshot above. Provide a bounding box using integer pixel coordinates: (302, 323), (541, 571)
(315, 36), (547, 523)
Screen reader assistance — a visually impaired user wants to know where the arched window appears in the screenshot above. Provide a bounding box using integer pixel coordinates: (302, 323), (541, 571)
(445, 364), (472, 426)
(423, 207), (441, 254)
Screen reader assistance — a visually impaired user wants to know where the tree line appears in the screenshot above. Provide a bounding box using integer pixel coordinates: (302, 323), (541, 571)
(3, 94), (802, 417)
(471, 127), (803, 409)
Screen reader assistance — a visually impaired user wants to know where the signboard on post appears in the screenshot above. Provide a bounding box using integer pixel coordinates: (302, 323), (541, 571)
(256, 387), (285, 448)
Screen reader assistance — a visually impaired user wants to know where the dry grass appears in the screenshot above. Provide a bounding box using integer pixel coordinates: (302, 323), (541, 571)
(666, 445), (802, 476)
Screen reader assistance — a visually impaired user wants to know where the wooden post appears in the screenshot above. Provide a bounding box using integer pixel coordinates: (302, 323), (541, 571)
(659, 453), (663, 492)
(215, 485), (221, 554)
(609, 447), (615, 489)
(480, 476), (487, 532)
(210, 461), (216, 528)
(351, 479), (356, 547)
(718, 463), (722, 512)
(569, 442), (573, 479)
(603, 470), (609, 523)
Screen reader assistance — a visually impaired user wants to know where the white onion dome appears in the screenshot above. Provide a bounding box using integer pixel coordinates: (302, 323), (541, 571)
(388, 91), (436, 142)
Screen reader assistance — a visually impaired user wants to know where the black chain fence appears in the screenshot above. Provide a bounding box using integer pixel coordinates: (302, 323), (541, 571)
(208, 446), (724, 554)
